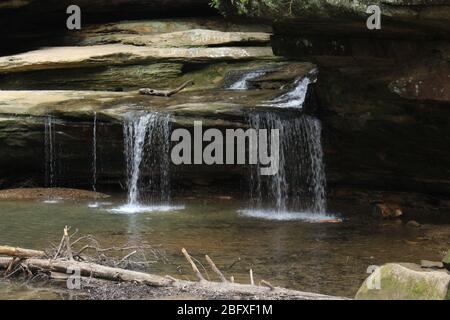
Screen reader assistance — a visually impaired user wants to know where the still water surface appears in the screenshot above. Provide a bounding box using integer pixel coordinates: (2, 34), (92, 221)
(0, 197), (448, 299)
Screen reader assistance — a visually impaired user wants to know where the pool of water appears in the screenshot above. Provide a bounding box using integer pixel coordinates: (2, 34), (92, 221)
(0, 197), (449, 299)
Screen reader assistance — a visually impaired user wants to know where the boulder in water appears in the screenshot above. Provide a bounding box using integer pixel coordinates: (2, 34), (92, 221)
(372, 203), (403, 219)
(356, 263), (450, 300)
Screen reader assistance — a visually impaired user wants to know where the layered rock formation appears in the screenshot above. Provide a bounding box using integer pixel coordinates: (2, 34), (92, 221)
(215, 0), (450, 203)
(0, 1), (449, 211)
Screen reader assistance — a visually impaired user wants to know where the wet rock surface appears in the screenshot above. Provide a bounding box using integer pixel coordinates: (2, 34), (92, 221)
(356, 263), (450, 300)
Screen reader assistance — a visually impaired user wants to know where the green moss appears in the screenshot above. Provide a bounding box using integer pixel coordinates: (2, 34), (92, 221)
(356, 264), (450, 300)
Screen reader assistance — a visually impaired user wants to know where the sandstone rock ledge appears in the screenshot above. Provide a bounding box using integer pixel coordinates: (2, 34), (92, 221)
(0, 44), (274, 74)
(0, 188), (110, 201)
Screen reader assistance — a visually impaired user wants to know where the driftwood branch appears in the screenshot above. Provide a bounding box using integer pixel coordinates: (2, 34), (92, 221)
(0, 256), (340, 299)
(0, 228), (345, 300)
(64, 226), (74, 261)
(182, 248), (205, 282)
(0, 246), (45, 258)
(139, 80), (194, 97)
(205, 255), (228, 283)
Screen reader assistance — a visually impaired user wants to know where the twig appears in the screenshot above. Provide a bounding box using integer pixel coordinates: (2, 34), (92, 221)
(165, 275), (178, 283)
(64, 226), (74, 261)
(139, 80), (194, 97)
(116, 250), (137, 266)
(205, 255), (228, 283)
(181, 248), (205, 282)
(228, 257), (241, 270)
(260, 280), (275, 291)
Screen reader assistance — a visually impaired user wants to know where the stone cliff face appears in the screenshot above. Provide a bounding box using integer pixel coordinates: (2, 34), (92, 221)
(0, 1), (449, 210)
(217, 0), (450, 201)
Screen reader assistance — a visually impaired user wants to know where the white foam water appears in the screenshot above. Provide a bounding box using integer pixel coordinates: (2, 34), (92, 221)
(227, 70), (266, 90)
(43, 199), (62, 204)
(239, 209), (338, 222)
(88, 201), (112, 208)
(263, 72), (316, 109)
(108, 204), (185, 215)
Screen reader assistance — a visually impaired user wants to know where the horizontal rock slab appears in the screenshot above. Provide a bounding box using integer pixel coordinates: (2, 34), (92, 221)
(75, 18), (273, 37)
(81, 29), (271, 47)
(356, 263), (450, 300)
(218, 0), (450, 35)
(0, 60), (282, 92)
(0, 44), (274, 74)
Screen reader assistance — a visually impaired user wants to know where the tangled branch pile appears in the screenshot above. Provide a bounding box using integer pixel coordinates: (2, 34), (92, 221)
(0, 227), (342, 300)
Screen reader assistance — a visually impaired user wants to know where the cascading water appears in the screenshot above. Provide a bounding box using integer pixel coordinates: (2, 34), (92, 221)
(227, 70), (267, 90)
(43, 114), (61, 203)
(264, 70), (317, 109)
(241, 69), (334, 221)
(111, 111), (182, 214)
(92, 112), (97, 193)
(44, 114), (55, 189)
(244, 113), (328, 221)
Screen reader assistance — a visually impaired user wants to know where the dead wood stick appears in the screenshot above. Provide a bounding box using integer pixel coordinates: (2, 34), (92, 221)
(116, 250), (137, 266)
(0, 257), (343, 299)
(181, 248), (205, 282)
(13, 258), (170, 287)
(139, 80), (194, 97)
(260, 280), (275, 290)
(53, 234), (66, 259)
(205, 255), (228, 283)
(64, 226), (74, 261)
(0, 246), (45, 258)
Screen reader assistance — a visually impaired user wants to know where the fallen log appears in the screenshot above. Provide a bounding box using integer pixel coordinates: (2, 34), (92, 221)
(139, 80), (194, 97)
(0, 230), (346, 300)
(0, 256), (342, 299)
(0, 246), (45, 258)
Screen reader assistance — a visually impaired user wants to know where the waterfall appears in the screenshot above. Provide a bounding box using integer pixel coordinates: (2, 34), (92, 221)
(264, 72), (316, 109)
(243, 113), (330, 221)
(124, 113), (155, 206)
(92, 112), (97, 192)
(44, 114), (56, 189)
(227, 70), (266, 90)
(111, 111), (180, 214)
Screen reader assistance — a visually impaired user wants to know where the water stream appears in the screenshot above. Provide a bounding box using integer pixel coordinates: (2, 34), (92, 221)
(44, 115), (55, 189)
(244, 113), (329, 221)
(92, 112), (97, 193)
(111, 112), (182, 214)
(227, 70), (267, 90)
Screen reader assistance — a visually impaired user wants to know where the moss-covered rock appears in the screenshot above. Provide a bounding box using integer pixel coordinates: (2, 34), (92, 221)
(356, 263), (450, 300)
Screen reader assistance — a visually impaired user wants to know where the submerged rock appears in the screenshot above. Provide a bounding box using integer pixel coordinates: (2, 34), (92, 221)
(406, 220), (422, 228)
(372, 203), (403, 219)
(356, 263), (450, 300)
